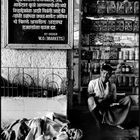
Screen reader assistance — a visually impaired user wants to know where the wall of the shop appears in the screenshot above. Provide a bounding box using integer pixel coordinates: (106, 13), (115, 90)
(1, 49), (67, 68)
(1, 0), (67, 85)
(1, 0), (68, 123)
(1, 49), (67, 85)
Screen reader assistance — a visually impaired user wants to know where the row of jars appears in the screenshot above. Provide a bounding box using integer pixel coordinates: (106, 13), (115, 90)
(91, 19), (139, 32)
(117, 75), (139, 87)
(84, 0), (139, 15)
(81, 61), (138, 74)
(119, 49), (139, 60)
(96, 0), (139, 14)
(81, 49), (139, 60)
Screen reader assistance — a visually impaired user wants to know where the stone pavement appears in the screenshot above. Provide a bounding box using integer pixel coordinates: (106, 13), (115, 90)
(68, 105), (139, 140)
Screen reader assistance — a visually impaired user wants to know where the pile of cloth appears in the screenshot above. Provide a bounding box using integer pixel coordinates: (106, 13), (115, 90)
(1, 113), (83, 140)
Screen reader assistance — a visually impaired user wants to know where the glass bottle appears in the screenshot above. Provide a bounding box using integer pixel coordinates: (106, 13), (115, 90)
(125, 65), (130, 73)
(121, 64), (126, 73)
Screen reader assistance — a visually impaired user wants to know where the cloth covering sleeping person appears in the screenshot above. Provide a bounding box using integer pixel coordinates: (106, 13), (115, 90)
(87, 63), (131, 130)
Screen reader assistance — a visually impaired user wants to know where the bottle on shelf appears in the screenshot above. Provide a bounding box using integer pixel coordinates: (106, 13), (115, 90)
(121, 64), (126, 73)
(125, 64), (131, 73)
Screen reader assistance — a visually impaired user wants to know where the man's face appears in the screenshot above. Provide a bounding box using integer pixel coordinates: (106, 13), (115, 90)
(100, 69), (112, 83)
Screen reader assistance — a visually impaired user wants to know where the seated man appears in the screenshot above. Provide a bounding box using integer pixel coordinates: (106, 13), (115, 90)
(87, 63), (131, 129)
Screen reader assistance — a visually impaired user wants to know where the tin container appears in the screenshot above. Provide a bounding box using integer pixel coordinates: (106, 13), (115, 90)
(117, 75), (123, 86)
(134, 1), (139, 14)
(93, 20), (100, 32)
(101, 20), (108, 32)
(119, 51), (123, 60)
(124, 50), (129, 60)
(135, 87), (139, 94)
(129, 50), (135, 60)
(125, 76), (129, 86)
(133, 20), (139, 32)
(135, 49), (139, 60)
(116, 1), (125, 14)
(129, 76), (135, 86)
(125, 1), (133, 14)
(106, 1), (116, 14)
(89, 33), (95, 45)
(116, 19), (125, 32)
(92, 50), (97, 60)
(108, 20), (116, 32)
(123, 76), (126, 86)
(134, 77), (139, 86)
(97, 1), (107, 14)
(125, 20), (133, 32)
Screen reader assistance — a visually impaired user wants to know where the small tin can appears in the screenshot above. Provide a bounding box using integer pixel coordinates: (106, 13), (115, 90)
(135, 87), (139, 94)
(134, 77), (139, 86)
(134, 1), (139, 14)
(108, 20), (116, 32)
(106, 1), (116, 14)
(119, 51), (123, 60)
(123, 76), (126, 86)
(125, 1), (133, 14)
(101, 20), (108, 32)
(117, 75), (123, 86)
(93, 20), (100, 32)
(129, 50), (135, 60)
(97, 1), (107, 14)
(92, 50), (97, 59)
(125, 20), (133, 32)
(135, 49), (139, 60)
(116, 19), (125, 32)
(125, 76), (129, 86)
(124, 50), (129, 60)
(133, 20), (139, 32)
(129, 76), (135, 86)
(117, 1), (125, 14)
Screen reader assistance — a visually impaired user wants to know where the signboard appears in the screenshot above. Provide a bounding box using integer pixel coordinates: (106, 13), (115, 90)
(5, 0), (73, 49)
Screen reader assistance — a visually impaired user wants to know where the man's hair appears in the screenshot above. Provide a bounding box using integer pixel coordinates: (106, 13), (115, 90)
(101, 63), (114, 73)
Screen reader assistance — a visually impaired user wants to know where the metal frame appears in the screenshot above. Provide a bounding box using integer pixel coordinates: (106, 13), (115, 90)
(1, 67), (68, 97)
(3, 0), (73, 49)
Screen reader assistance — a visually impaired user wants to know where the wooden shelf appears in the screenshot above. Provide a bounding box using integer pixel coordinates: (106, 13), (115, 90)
(82, 30), (139, 33)
(79, 0), (139, 105)
(83, 14), (139, 17)
(81, 59), (139, 61)
(81, 45), (139, 48)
